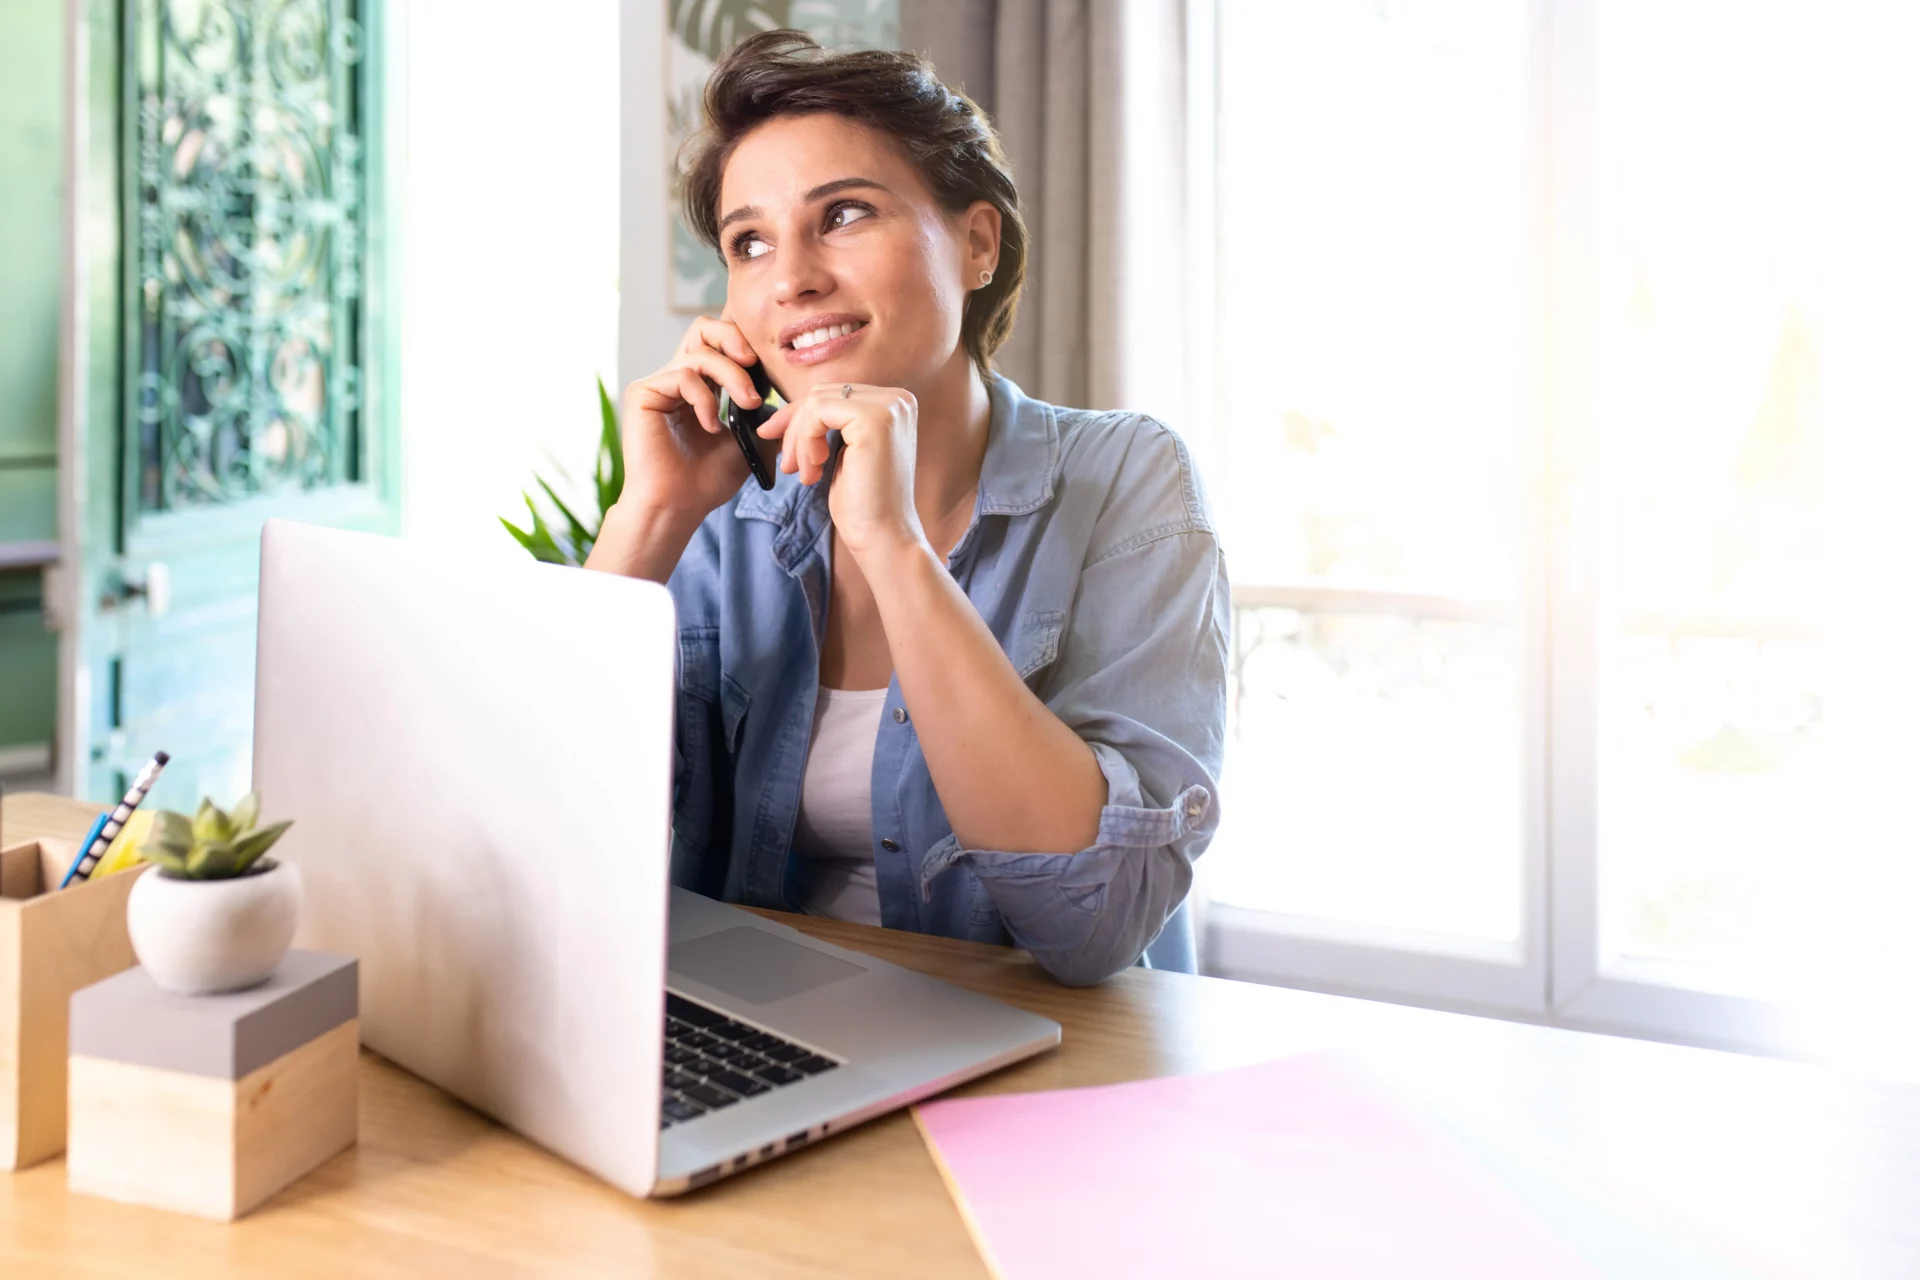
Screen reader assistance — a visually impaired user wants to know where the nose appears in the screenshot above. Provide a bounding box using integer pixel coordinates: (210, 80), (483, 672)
(772, 235), (833, 305)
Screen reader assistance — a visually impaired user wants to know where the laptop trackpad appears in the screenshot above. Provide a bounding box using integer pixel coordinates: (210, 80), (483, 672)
(668, 926), (866, 1005)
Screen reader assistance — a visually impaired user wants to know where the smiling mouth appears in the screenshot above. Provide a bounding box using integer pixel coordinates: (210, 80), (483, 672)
(784, 319), (868, 351)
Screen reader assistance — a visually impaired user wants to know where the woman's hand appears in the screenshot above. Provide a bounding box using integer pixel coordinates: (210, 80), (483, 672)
(757, 383), (927, 563)
(585, 317), (769, 580)
(617, 316), (770, 520)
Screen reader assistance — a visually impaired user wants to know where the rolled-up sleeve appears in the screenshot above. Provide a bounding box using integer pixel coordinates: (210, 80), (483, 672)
(919, 528), (1231, 985)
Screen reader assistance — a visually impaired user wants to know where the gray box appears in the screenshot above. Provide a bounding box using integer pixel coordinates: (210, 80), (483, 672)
(70, 950), (357, 1080)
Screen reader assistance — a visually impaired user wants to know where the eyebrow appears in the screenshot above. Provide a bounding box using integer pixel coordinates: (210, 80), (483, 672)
(716, 177), (896, 234)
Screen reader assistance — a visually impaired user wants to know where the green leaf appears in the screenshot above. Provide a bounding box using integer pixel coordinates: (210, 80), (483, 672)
(192, 797), (235, 846)
(143, 848), (190, 874)
(537, 477), (594, 562)
(143, 837), (191, 862)
(597, 378), (624, 519)
(229, 791), (261, 835)
(230, 821), (293, 874)
(138, 812), (192, 872)
(505, 498), (569, 565)
(499, 515), (547, 559)
(670, 0), (790, 63)
(185, 841), (235, 878)
(141, 810), (192, 856)
(525, 498), (568, 562)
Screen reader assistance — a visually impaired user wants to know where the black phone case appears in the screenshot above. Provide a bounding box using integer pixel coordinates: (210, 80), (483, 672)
(722, 362), (779, 491)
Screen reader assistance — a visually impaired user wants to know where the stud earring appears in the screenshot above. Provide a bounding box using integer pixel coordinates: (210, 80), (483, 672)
(979, 270), (993, 286)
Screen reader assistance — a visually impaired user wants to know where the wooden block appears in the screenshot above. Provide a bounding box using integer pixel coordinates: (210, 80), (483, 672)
(67, 951), (359, 1222)
(0, 838), (142, 1170)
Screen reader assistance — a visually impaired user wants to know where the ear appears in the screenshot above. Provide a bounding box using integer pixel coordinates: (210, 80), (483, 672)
(963, 200), (1001, 282)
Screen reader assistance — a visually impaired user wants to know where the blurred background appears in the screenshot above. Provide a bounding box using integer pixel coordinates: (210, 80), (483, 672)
(2, 0), (1915, 1079)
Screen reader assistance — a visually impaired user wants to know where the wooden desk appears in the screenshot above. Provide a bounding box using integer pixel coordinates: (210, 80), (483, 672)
(4, 793), (1916, 1277)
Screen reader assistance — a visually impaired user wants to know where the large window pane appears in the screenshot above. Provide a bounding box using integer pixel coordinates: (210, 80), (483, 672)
(1207, 0), (1534, 942)
(1595, 1), (1920, 1000)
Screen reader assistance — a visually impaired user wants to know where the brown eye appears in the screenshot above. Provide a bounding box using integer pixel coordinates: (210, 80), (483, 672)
(825, 201), (875, 231)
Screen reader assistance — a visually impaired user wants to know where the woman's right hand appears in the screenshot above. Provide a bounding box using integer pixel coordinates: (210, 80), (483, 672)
(585, 317), (768, 580)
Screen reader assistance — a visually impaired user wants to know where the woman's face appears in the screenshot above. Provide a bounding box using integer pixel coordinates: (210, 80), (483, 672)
(716, 113), (998, 399)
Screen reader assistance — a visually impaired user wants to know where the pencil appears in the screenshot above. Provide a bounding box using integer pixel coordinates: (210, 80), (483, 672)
(60, 750), (170, 888)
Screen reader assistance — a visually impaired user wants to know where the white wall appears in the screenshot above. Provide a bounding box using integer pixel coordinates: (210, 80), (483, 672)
(618, 0), (688, 393)
(399, 0), (623, 558)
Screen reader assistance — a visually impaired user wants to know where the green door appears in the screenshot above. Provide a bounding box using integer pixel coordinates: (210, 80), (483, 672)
(62, 0), (398, 810)
(0, 0), (64, 776)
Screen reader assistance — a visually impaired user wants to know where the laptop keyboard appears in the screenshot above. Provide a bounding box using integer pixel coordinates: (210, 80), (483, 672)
(661, 992), (840, 1128)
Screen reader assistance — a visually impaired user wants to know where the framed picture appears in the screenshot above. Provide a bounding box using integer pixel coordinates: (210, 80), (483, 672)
(666, 0), (899, 312)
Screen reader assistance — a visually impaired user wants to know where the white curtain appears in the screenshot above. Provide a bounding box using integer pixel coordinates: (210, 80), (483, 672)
(902, 0), (1189, 419)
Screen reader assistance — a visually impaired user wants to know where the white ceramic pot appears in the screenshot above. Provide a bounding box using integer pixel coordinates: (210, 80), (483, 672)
(126, 860), (303, 996)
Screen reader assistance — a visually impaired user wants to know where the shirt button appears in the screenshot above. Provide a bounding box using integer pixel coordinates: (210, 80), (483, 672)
(880, 838), (900, 853)
(893, 706), (908, 724)
(1186, 801), (1203, 817)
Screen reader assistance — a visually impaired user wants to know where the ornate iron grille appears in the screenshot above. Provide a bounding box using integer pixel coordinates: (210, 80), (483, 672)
(128, 0), (365, 513)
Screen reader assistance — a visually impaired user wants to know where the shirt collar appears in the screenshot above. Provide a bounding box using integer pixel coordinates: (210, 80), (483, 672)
(975, 374), (1058, 516)
(734, 373), (1059, 542)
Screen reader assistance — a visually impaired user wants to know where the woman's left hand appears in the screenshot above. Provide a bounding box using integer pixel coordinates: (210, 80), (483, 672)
(758, 383), (927, 562)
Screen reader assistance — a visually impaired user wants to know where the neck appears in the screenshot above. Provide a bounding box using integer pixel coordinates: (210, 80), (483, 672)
(907, 349), (992, 533)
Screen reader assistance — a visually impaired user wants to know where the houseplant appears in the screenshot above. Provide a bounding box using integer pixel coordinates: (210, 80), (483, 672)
(501, 379), (624, 566)
(126, 792), (300, 996)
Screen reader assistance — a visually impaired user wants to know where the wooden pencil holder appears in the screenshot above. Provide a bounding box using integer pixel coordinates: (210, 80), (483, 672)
(0, 837), (143, 1171)
(66, 950), (359, 1222)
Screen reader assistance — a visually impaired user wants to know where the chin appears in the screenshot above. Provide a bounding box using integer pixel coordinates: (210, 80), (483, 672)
(781, 362), (878, 395)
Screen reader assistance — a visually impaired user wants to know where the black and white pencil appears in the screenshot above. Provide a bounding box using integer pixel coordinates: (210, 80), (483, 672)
(61, 750), (170, 888)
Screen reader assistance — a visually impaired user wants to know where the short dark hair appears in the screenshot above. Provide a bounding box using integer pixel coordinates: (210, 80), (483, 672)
(680, 30), (1026, 377)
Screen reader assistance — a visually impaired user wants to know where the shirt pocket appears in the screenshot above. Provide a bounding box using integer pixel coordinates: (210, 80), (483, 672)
(1009, 609), (1065, 689)
(679, 627), (751, 746)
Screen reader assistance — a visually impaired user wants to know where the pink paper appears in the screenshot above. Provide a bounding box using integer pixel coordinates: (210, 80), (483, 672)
(914, 1050), (1598, 1280)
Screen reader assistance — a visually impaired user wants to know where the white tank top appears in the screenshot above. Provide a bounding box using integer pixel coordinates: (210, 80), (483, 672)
(792, 685), (889, 925)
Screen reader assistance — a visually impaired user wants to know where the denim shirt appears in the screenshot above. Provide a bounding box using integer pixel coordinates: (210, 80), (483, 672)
(665, 375), (1229, 986)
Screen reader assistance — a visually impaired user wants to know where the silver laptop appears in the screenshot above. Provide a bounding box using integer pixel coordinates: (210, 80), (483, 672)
(252, 519), (1059, 1196)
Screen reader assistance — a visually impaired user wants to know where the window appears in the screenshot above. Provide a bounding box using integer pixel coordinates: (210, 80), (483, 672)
(1198, 0), (1920, 1072)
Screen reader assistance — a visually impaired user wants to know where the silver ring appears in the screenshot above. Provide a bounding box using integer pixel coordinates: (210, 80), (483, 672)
(841, 383), (853, 399)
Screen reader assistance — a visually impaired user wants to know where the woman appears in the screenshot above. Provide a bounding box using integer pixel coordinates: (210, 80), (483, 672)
(586, 31), (1227, 986)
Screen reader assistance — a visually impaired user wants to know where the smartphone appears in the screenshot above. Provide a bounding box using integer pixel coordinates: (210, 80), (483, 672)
(720, 360), (779, 491)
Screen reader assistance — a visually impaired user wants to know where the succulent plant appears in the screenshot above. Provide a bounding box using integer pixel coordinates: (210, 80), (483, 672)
(138, 792), (293, 880)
